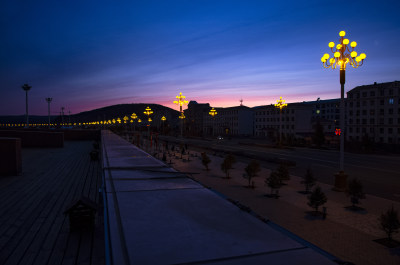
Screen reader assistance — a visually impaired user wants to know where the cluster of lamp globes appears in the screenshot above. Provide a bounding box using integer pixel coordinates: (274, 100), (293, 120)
(321, 31), (366, 69)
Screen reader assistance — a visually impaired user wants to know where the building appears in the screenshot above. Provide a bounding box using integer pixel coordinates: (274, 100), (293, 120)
(203, 106), (254, 137)
(253, 103), (314, 140)
(184, 101), (210, 137)
(347, 81), (400, 144)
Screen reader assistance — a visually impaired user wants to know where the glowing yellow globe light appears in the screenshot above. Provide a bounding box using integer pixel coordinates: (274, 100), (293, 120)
(350, 41), (357, 48)
(329, 58), (335, 64)
(343, 39), (349, 45)
(179, 113), (185, 119)
(360, 53), (366, 60)
(350, 51), (357, 57)
(328, 42), (335, 48)
(334, 52), (340, 58)
(336, 44), (342, 50)
(138, 119), (142, 123)
(209, 107), (218, 117)
(355, 56), (361, 62)
(339, 31), (346, 37)
(161, 116), (166, 121)
(148, 118), (152, 122)
(323, 53), (330, 59)
(144, 106), (153, 116)
(131, 113), (137, 120)
(321, 57), (326, 63)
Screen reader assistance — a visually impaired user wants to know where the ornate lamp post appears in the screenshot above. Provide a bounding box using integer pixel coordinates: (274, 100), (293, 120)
(45, 97), (52, 128)
(173, 92), (188, 138)
(161, 116), (166, 134)
(144, 106), (153, 139)
(22, 84), (32, 127)
(274, 97), (287, 145)
(209, 107), (218, 136)
(131, 113), (137, 132)
(321, 30), (366, 190)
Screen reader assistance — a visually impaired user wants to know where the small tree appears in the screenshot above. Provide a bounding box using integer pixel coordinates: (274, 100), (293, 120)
(265, 171), (281, 197)
(307, 186), (327, 213)
(276, 163), (290, 185)
(380, 206), (400, 241)
(243, 160), (260, 187)
(346, 178), (366, 208)
(301, 167), (316, 193)
(201, 152), (211, 171)
(220, 154), (236, 179)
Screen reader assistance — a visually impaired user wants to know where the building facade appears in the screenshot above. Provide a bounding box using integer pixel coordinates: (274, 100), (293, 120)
(203, 106), (254, 137)
(347, 81), (400, 144)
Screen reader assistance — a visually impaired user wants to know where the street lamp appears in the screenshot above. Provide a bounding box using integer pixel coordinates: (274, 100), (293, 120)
(45, 97), (52, 128)
(161, 116), (166, 134)
(321, 30), (366, 190)
(131, 113), (137, 132)
(144, 106), (153, 139)
(22, 84), (32, 127)
(209, 107), (217, 136)
(274, 97), (287, 146)
(173, 92), (188, 138)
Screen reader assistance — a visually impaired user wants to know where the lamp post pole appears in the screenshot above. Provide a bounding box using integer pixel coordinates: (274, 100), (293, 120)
(274, 97), (287, 146)
(45, 98), (52, 128)
(144, 106), (153, 140)
(209, 108), (217, 137)
(22, 84), (32, 127)
(321, 30), (366, 190)
(173, 92), (188, 138)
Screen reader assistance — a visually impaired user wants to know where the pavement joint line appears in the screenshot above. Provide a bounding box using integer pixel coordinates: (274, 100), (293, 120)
(172, 246), (309, 265)
(107, 187), (205, 193)
(105, 176), (189, 181)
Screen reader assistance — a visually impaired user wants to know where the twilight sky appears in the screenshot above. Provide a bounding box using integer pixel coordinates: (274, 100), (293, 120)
(1, 0), (400, 115)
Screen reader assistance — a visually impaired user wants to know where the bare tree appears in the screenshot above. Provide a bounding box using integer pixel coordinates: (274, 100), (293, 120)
(380, 206), (400, 241)
(243, 160), (260, 187)
(221, 154), (236, 179)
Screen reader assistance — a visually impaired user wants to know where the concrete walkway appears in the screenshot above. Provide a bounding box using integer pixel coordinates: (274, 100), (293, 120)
(152, 143), (400, 265)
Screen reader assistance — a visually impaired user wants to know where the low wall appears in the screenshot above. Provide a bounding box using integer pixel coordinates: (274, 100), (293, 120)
(0, 130), (64, 148)
(0, 138), (22, 176)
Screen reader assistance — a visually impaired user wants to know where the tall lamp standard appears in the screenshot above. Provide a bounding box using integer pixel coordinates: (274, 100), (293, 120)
(45, 98), (52, 128)
(209, 107), (217, 136)
(161, 116), (166, 135)
(143, 106), (153, 139)
(131, 113), (137, 132)
(274, 97), (287, 146)
(173, 92), (188, 138)
(321, 30), (366, 191)
(22, 84), (32, 127)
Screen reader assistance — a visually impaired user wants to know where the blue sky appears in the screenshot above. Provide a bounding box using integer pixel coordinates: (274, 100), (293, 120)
(1, 0), (399, 115)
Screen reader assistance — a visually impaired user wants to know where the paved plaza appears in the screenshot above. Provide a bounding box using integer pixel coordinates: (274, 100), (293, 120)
(150, 141), (400, 265)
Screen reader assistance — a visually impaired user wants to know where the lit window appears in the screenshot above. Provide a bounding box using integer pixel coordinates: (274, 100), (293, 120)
(389, 98), (394, 104)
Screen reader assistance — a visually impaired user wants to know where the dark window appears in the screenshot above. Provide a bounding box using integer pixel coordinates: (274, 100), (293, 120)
(370, 100), (375, 106)
(389, 109), (393, 114)
(389, 128), (393, 134)
(362, 110), (367, 115)
(370, 118), (375, 124)
(389, 118), (393, 125)
(370, 110), (375, 115)
(362, 101), (367, 106)
(380, 109), (384, 115)
(380, 128), (384, 133)
(380, 99), (384, 105)
(370, 91), (375, 96)
(389, 89), (393, 95)
(362, 92), (367, 97)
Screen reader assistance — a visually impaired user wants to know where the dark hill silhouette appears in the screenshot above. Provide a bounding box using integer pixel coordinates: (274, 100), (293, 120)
(0, 103), (180, 126)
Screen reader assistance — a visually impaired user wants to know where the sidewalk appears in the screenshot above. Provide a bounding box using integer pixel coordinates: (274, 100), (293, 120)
(160, 146), (400, 265)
